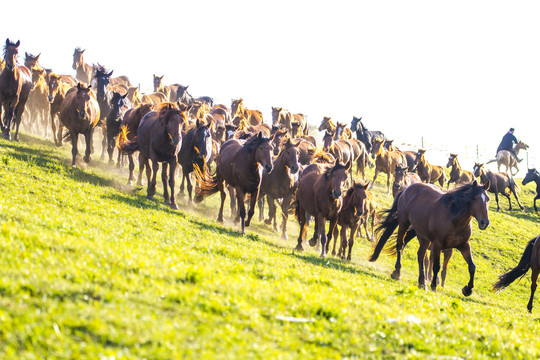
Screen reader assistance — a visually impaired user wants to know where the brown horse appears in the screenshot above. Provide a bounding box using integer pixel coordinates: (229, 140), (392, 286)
(118, 103), (185, 208)
(24, 52), (41, 70)
(231, 98), (263, 126)
(59, 83), (100, 166)
(258, 138), (300, 240)
(415, 149), (447, 187)
(334, 122), (353, 140)
(153, 75), (179, 102)
(322, 131), (352, 165)
(0, 39), (33, 141)
(493, 235), (540, 313)
(271, 106), (294, 130)
(72, 48), (94, 84)
(141, 92), (168, 106)
(392, 165), (422, 198)
(486, 141), (529, 176)
(294, 160), (350, 257)
(117, 104), (153, 185)
(318, 116), (336, 133)
(293, 113), (308, 135)
(447, 153), (474, 188)
(473, 163), (523, 212)
(369, 138), (407, 194)
(46, 72), (73, 146)
(370, 181), (490, 295)
(126, 87), (143, 107)
(194, 132), (274, 234)
(26, 67), (50, 137)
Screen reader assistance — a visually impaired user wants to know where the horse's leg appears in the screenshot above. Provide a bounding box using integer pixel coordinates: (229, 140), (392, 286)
(50, 111), (58, 145)
(245, 190), (259, 228)
(169, 160), (178, 209)
(295, 206), (307, 251)
(258, 194), (265, 223)
(161, 161), (170, 204)
(440, 248), (453, 288)
(100, 126), (107, 160)
(179, 167), (185, 196)
(347, 223), (359, 261)
(308, 216), (319, 247)
(318, 215), (327, 258)
(127, 154), (135, 185)
(457, 242), (476, 297)
(137, 152), (145, 186)
(504, 192), (512, 211)
(267, 195), (278, 231)
(148, 159), (159, 200)
(235, 188), (247, 234)
(527, 268), (539, 313)
(417, 239), (430, 290)
(512, 188), (525, 210)
(280, 195), (292, 240)
(369, 168), (380, 189)
(328, 218), (339, 256)
(217, 178), (226, 223)
(107, 132), (115, 165)
(70, 132), (79, 166)
(425, 244), (432, 283)
(83, 129), (93, 163)
(494, 191), (501, 212)
(391, 221), (409, 280)
(429, 242), (442, 292)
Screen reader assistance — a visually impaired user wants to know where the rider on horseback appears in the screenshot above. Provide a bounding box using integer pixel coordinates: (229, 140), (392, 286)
(496, 128), (522, 163)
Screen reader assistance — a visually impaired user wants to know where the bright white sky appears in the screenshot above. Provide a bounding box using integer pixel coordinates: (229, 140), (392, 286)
(3, 0), (540, 173)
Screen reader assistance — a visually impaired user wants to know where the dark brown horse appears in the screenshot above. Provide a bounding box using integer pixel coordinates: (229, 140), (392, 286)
(118, 103), (185, 208)
(415, 149), (447, 187)
(106, 92), (129, 165)
(72, 48), (94, 84)
(473, 163), (523, 212)
(194, 132), (274, 234)
(231, 98), (263, 126)
(0, 39), (33, 141)
(370, 181), (490, 295)
(46, 72), (72, 145)
(258, 137), (300, 240)
(447, 153), (474, 188)
(522, 168), (540, 211)
(59, 83), (100, 166)
(392, 165), (422, 198)
(294, 160), (350, 257)
(493, 235), (540, 313)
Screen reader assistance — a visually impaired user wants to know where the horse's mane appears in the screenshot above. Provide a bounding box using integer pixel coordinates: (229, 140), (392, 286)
(440, 183), (479, 218)
(94, 63), (108, 74)
(243, 133), (269, 153)
(324, 163), (347, 178)
(156, 102), (183, 121)
(311, 147), (334, 163)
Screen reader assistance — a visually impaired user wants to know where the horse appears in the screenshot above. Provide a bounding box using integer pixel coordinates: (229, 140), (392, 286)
(523, 168), (540, 211)
(141, 92), (168, 106)
(231, 98), (263, 126)
(415, 149), (447, 187)
(392, 165), (422, 198)
(24, 52), (41, 70)
(93, 65), (114, 160)
(447, 153), (475, 188)
(333, 181), (375, 261)
(350, 116), (385, 153)
(126, 87), (143, 107)
(271, 107), (294, 132)
(26, 67), (50, 137)
(117, 104), (153, 185)
(194, 132), (274, 234)
(334, 122), (353, 140)
(153, 75), (179, 102)
(384, 140), (417, 171)
(370, 180), (490, 295)
(46, 72), (72, 145)
(257, 137), (300, 240)
(177, 120), (213, 203)
(493, 235), (540, 313)
(106, 92), (129, 165)
(72, 48), (94, 84)
(473, 163), (523, 212)
(195, 96), (214, 108)
(118, 103), (185, 208)
(0, 39), (33, 141)
(293, 113), (308, 135)
(176, 84), (193, 107)
(294, 160), (350, 257)
(318, 116), (336, 134)
(486, 141), (529, 175)
(322, 131), (352, 165)
(209, 105), (231, 144)
(369, 138), (407, 194)
(59, 83), (100, 166)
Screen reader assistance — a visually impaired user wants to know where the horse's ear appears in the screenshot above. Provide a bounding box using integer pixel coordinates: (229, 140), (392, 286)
(15, 40), (20, 47)
(483, 181), (490, 190)
(334, 158), (339, 167)
(293, 139), (302, 147)
(108, 70), (113, 77)
(159, 75), (164, 80)
(81, 49), (85, 53)
(168, 103), (172, 110)
(25, 52), (29, 57)
(196, 119), (200, 128)
(363, 181), (370, 189)
(36, 53), (41, 60)
(472, 180), (478, 187)
(257, 131), (262, 140)
(5, 39), (9, 46)
(77, 82), (81, 89)
(122, 93), (128, 99)
(87, 84), (91, 89)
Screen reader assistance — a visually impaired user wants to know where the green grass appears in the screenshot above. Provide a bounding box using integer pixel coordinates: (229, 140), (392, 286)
(1, 133), (540, 359)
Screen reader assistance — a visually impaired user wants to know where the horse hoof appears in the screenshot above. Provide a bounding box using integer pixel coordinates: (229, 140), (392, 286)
(164, 199), (171, 205)
(462, 286), (473, 297)
(320, 252), (326, 258)
(100, 155), (105, 161)
(294, 244), (304, 252)
(217, 217), (224, 223)
(281, 233), (288, 241)
(308, 238), (317, 247)
(419, 284), (427, 290)
(128, 180), (133, 186)
(147, 195), (155, 201)
(346, 256), (352, 262)
(264, 219), (272, 225)
(390, 271), (400, 281)
(108, 160), (114, 165)
(331, 251), (336, 256)
(170, 203), (179, 210)
(84, 156), (91, 163)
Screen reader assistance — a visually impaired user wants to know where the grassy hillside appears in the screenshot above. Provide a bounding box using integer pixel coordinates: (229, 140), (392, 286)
(1, 134), (540, 359)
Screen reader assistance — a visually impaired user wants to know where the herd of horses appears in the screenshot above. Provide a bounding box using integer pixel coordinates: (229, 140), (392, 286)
(2, 38), (540, 313)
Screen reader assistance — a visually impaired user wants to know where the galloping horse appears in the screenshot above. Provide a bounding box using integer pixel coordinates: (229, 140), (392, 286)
(59, 83), (100, 166)
(350, 116), (385, 153)
(46, 72), (72, 145)
(0, 39), (33, 141)
(473, 163), (523, 212)
(447, 153), (475, 188)
(93, 65), (114, 160)
(493, 235), (540, 313)
(194, 132), (274, 234)
(415, 149), (447, 187)
(369, 138), (407, 194)
(106, 92), (129, 165)
(26, 67), (50, 137)
(24, 52), (41, 69)
(318, 116), (336, 133)
(322, 131), (352, 165)
(72, 48), (94, 84)
(370, 181), (490, 295)
(231, 98), (263, 126)
(486, 141), (529, 175)
(392, 165), (421, 198)
(153, 75), (179, 102)
(522, 168), (540, 212)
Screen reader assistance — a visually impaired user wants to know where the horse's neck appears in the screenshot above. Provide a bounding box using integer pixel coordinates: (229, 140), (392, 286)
(480, 169), (490, 184)
(273, 151), (289, 174)
(451, 160), (462, 175)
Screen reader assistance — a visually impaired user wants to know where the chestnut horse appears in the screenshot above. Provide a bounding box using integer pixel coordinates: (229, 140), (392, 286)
(46, 73), (74, 146)
(59, 83), (100, 166)
(522, 168), (540, 212)
(294, 160), (350, 257)
(369, 138), (407, 194)
(72, 48), (93, 84)
(447, 153), (474, 188)
(384, 140), (417, 171)
(24, 52), (41, 69)
(486, 141), (529, 176)
(194, 132), (274, 234)
(473, 163), (523, 212)
(493, 235), (540, 313)
(118, 103), (185, 208)
(370, 181), (490, 295)
(231, 98), (263, 126)
(257, 137), (300, 240)
(322, 131), (352, 165)
(0, 39), (33, 141)
(27, 67), (50, 137)
(153, 75), (179, 102)
(415, 149), (447, 187)
(392, 165), (422, 198)
(334, 122), (353, 140)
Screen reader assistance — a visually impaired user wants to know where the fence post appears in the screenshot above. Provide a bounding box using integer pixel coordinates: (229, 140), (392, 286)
(421, 137), (424, 149)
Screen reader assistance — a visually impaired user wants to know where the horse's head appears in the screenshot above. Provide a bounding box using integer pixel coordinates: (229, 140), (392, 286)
(153, 74), (164, 92)
(350, 116), (362, 132)
(252, 132), (274, 173)
(225, 124), (238, 140)
(469, 180), (491, 230)
(72, 47), (84, 70)
(383, 139), (395, 151)
(46, 74), (60, 102)
(31, 67), (45, 85)
(4, 39), (20, 70)
(272, 128), (288, 155)
(75, 83), (93, 120)
(194, 120), (213, 162)
(522, 168), (539, 186)
(24, 52), (40, 69)
(322, 131), (334, 150)
(415, 149), (426, 165)
(271, 107), (282, 126)
(516, 141), (529, 151)
(447, 153), (457, 168)
(279, 138), (300, 174)
(327, 160), (350, 199)
(231, 98), (243, 117)
(393, 165), (408, 192)
(473, 163), (484, 178)
(110, 91), (128, 119)
(160, 103), (183, 147)
(371, 138), (385, 159)
(335, 122), (346, 139)
(94, 66), (113, 101)
(319, 116), (332, 132)
(176, 84), (189, 101)
(348, 181), (370, 217)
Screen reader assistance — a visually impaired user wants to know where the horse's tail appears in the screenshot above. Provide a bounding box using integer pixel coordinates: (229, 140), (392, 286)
(193, 162), (219, 202)
(485, 158), (497, 165)
(493, 237), (537, 292)
(508, 175), (520, 192)
(116, 125), (139, 154)
(369, 190), (403, 262)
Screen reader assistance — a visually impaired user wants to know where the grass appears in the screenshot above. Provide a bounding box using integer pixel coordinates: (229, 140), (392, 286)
(1, 133), (540, 359)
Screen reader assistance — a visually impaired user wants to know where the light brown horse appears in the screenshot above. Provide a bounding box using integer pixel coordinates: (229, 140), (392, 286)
(126, 87), (143, 107)
(24, 52), (41, 70)
(334, 122), (353, 140)
(294, 160), (350, 257)
(323, 131), (352, 165)
(493, 235), (540, 313)
(59, 83), (100, 166)
(271, 106), (294, 130)
(141, 92), (168, 106)
(26, 67), (50, 137)
(486, 141), (529, 176)
(415, 149), (447, 187)
(231, 98), (263, 126)
(447, 153), (475, 188)
(318, 116), (336, 133)
(194, 132), (274, 234)
(392, 165), (422, 198)
(473, 163), (523, 212)
(370, 181), (490, 295)
(369, 138), (407, 194)
(153, 75), (178, 102)
(0, 39), (33, 141)
(293, 113), (308, 135)
(46, 73), (73, 146)
(72, 48), (94, 84)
